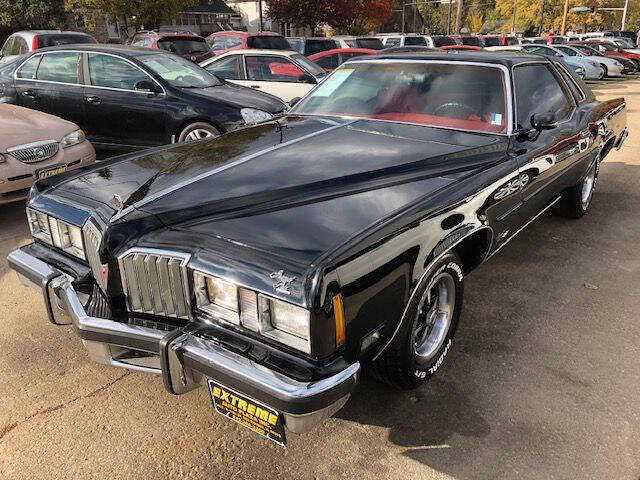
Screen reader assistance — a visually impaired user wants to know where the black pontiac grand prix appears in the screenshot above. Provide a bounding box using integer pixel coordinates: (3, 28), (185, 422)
(8, 52), (627, 445)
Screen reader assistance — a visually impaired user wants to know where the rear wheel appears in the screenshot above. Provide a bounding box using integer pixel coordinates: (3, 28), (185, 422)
(177, 122), (220, 142)
(554, 154), (599, 219)
(368, 253), (464, 389)
(601, 64), (608, 78)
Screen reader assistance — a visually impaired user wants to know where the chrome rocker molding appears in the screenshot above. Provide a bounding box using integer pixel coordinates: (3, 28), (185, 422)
(7, 247), (360, 434)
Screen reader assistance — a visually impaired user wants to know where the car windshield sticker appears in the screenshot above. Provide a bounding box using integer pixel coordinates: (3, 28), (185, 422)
(490, 113), (502, 125)
(313, 67), (355, 97)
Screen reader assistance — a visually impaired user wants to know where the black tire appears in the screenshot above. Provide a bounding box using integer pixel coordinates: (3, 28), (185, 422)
(554, 155), (599, 219)
(601, 64), (608, 78)
(368, 252), (464, 389)
(177, 122), (220, 143)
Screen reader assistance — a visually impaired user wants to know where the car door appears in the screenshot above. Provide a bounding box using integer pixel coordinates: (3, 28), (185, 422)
(509, 62), (593, 220)
(14, 51), (85, 127)
(240, 55), (314, 102)
(82, 52), (168, 150)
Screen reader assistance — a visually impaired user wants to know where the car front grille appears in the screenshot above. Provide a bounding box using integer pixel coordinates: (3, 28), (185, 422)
(118, 249), (191, 319)
(8, 140), (59, 163)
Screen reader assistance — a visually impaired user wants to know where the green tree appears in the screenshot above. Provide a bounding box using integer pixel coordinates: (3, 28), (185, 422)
(0, 0), (67, 28)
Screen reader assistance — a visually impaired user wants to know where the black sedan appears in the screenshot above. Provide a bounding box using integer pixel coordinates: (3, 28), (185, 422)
(0, 45), (286, 153)
(7, 52), (628, 445)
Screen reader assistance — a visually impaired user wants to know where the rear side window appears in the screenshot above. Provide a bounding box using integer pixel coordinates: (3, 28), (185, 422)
(288, 38), (304, 53)
(247, 35), (290, 49)
(513, 64), (573, 128)
(483, 36), (501, 47)
(405, 36), (427, 46)
(1, 37), (14, 56)
(356, 38), (383, 49)
(554, 63), (585, 101)
(37, 34), (93, 48)
(304, 39), (337, 55)
(314, 53), (339, 70)
(88, 53), (150, 90)
(461, 36), (482, 46)
(206, 55), (242, 79)
(36, 52), (79, 83)
(131, 36), (152, 47)
(157, 38), (209, 55)
(226, 37), (243, 48)
(505, 36), (519, 45)
(16, 55), (41, 79)
(385, 37), (401, 47)
(344, 39), (358, 47)
(9, 37), (29, 55)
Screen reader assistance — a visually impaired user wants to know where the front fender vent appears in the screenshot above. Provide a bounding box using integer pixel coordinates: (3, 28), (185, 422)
(118, 249), (191, 319)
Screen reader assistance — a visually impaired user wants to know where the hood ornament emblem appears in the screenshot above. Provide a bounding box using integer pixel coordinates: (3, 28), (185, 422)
(270, 270), (296, 295)
(113, 194), (124, 212)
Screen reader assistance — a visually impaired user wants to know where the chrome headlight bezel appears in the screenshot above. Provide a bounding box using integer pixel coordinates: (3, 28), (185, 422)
(26, 208), (86, 260)
(192, 270), (311, 354)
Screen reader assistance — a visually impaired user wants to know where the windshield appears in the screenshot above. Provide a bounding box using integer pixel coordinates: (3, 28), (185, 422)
(432, 36), (457, 47)
(356, 38), (384, 50)
(247, 35), (291, 49)
(292, 62), (507, 133)
(558, 46), (577, 56)
(138, 53), (222, 87)
(292, 53), (327, 77)
(38, 33), (93, 47)
(157, 37), (209, 55)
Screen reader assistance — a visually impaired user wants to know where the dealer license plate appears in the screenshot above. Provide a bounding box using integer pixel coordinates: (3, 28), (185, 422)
(207, 379), (286, 446)
(38, 164), (67, 180)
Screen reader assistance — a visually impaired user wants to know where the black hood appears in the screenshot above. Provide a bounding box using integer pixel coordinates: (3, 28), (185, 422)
(183, 82), (286, 114)
(50, 116), (508, 265)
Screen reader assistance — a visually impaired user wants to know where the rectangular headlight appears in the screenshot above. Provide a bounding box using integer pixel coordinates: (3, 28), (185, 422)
(194, 271), (239, 324)
(26, 208), (52, 244)
(258, 295), (310, 353)
(48, 217), (85, 260)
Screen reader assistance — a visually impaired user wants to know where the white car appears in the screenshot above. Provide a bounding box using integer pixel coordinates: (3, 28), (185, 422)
(554, 45), (625, 77)
(200, 49), (327, 102)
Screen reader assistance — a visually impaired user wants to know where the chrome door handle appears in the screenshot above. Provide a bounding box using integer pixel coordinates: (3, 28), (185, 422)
(21, 89), (35, 98)
(85, 95), (101, 105)
(249, 85), (261, 89)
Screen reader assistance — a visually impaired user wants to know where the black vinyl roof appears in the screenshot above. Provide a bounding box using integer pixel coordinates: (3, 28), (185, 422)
(371, 51), (548, 66)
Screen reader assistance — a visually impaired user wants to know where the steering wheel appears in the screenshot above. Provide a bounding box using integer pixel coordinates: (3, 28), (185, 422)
(433, 102), (479, 120)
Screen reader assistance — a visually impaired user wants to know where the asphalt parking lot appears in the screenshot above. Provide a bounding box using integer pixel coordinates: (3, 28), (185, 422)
(1, 77), (639, 480)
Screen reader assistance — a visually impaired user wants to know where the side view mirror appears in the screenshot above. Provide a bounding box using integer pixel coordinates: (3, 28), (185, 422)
(531, 112), (558, 131)
(134, 80), (161, 94)
(288, 96), (301, 108)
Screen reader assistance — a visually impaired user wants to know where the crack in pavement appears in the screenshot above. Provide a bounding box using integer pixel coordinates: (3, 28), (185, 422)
(0, 371), (131, 443)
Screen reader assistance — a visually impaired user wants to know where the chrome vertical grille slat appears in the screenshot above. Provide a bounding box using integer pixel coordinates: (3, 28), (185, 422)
(8, 140), (59, 163)
(83, 221), (106, 291)
(118, 249), (191, 319)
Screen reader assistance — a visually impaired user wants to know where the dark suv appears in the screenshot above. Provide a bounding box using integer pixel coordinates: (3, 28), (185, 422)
(128, 30), (213, 63)
(206, 31), (291, 56)
(287, 37), (338, 56)
(0, 30), (97, 64)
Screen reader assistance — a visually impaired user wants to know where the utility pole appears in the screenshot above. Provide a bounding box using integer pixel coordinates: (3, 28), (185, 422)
(258, 0), (263, 32)
(538, 0), (545, 35)
(511, 0), (517, 34)
(413, 0), (417, 33)
(621, 0), (629, 30)
(402, 2), (406, 33)
(560, 0), (569, 34)
(455, 0), (463, 33)
(447, 0), (453, 35)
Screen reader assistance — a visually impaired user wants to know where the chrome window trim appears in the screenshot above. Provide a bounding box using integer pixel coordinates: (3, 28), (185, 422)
(554, 62), (587, 102)
(291, 58), (514, 136)
(13, 49), (166, 96)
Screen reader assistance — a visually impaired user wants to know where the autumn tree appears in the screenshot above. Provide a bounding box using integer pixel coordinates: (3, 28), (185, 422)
(265, 0), (334, 34)
(332, 0), (393, 34)
(0, 0), (67, 28)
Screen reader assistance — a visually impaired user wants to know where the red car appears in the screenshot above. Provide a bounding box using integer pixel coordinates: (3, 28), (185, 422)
(128, 30), (213, 63)
(439, 45), (482, 52)
(206, 31), (291, 56)
(578, 39), (640, 69)
(308, 48), (377, 72)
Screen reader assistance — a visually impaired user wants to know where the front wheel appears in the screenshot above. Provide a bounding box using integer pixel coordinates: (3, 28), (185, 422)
(368, 253), (464, 389)
(601, 64), (608, 78)
(554, 154), (599, 218)
(177, 122), (220, 142)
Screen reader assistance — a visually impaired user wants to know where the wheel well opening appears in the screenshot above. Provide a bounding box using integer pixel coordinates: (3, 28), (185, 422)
(601, 137), (615, 160)
(452, 229), (492, 275)
(174, 118), (225, 140)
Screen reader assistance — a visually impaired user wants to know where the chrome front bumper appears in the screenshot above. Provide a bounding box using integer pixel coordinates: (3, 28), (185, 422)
(7, 247), (360, 434)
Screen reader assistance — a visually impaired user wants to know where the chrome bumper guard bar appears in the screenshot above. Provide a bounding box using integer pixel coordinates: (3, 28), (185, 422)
(8, 247), (360, 433)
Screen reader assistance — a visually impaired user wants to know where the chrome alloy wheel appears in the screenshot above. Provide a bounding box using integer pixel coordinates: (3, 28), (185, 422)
(412, 272), (456, 364)
(581, 161), (597, 210)
(185, 128), (217, 141)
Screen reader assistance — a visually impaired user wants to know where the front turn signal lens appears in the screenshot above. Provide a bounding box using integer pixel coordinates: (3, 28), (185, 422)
(333, 294), (346, 348)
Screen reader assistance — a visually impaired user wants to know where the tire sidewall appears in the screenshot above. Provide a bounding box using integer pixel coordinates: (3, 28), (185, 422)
(400, 253), (464, 386)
